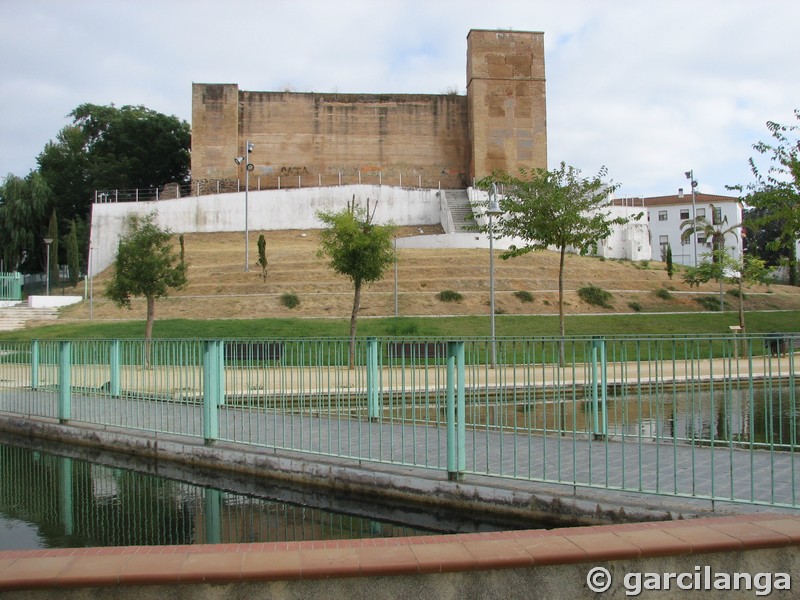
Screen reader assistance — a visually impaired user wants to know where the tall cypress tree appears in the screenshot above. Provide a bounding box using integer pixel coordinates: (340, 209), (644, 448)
(46, 209), (59, 288)
(67, 220), (80, 287)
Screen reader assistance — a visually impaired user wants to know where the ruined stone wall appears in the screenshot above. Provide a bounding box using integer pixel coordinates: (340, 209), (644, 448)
(190, 29), (547, 191)
(192, 86), (470, 191)
(467, 29), (547, 177)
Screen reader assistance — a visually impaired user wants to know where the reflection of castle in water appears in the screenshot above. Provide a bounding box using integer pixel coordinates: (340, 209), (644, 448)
(0, 445), (429, 550)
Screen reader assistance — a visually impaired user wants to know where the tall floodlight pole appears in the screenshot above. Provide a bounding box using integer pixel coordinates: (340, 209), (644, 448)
(235, 141), (255, 271)
(43, 237), (53, 296)
(685, 170), (698, 267)
(487, 183), (503, 369)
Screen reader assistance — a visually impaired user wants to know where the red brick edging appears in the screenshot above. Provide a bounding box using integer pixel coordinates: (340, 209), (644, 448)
(0, 514), (797, 591)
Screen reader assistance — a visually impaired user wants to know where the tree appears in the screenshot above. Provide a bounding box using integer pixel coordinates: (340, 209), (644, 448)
(36, 103), (191, 271)
(66, 220), (80, 287)
(257, 234), (268, 280)
(46, 209), (60, 289)
(680, 206), (740, 311)
(478, 163), (631, 341)
(317, 198), (395, 367)
(106, 213), (188, 349)
(682, 248), (769, 331)
(665, 244), (674, 280)
(734, 110), (800, 285)
(0, 172), (52, 272)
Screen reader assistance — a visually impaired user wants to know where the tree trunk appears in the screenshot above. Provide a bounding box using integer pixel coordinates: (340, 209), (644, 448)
(145, 296), (155, 369)
(558, 245), (566, 365)
(349, 280), (362, 369)
(738, 276), (745, 331)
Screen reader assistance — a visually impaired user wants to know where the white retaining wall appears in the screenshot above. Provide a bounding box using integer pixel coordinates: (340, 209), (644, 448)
(89, 185), (443, 275)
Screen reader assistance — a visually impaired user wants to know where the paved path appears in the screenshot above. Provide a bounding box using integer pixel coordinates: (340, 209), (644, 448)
(1, 386), (796, 509)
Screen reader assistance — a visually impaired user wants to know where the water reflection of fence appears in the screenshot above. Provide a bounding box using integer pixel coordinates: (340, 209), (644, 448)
(0, 444), (430, 548)
(0, 335), (797, 507)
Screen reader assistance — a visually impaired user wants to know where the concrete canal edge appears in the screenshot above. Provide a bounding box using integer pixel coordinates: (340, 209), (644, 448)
(1, 415), (799, 598)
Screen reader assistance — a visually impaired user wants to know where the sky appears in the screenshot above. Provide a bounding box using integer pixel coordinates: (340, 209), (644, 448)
(1, 0), (799, 198)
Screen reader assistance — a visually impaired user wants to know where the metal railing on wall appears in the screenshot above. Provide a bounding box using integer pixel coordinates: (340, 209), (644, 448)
(0, 272), (23, 301)
(93, 171), (469, 204)
(0, 334), (797, 508)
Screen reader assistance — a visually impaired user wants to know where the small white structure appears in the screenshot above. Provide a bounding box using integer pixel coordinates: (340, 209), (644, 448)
(616, 194), (743, 267)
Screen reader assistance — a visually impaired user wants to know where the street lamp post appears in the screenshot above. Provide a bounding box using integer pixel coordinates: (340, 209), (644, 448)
(685, 170), (698, 267)
(235, 141), (255, 272)
(486, 183), (503, 369)
(43, 237), (53, 296)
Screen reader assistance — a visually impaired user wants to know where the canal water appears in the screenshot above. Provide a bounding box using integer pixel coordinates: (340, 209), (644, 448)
(0, 438), (539, 551)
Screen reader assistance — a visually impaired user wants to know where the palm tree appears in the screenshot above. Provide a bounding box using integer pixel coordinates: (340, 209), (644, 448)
(680, 205), (741, 310)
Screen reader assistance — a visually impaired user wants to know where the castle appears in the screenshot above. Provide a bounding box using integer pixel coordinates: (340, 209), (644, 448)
(190, 29), (547, 192)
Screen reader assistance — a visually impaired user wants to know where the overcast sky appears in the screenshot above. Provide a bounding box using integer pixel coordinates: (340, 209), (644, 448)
(2, 0), (798, 198)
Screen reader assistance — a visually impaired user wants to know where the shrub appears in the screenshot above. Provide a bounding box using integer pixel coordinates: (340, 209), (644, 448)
(694, 296), (725, 311)
(726, 288), (745, 299)
(437, 290), (463, 303)
(577, 285), (613, 308)
(627, 301), (642, 312)
(280, 293), (300, 309)
(654, 288), (672, 300)
(514, 290), (534, 303)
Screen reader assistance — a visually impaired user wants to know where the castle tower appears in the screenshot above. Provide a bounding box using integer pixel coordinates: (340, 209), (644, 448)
(467, 30), (547, 180)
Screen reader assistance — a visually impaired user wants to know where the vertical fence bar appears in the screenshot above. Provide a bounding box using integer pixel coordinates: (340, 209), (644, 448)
(58, 341), (71, 423)
(203, 340), (224, 443)
(31, 340), (39, 390)
(366, 337), (380, 420)
(110, 339), (121, 397)
(446, 341), (465, 480)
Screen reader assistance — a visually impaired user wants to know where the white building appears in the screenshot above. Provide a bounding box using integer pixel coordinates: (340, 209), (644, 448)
(616, 193), (743, 267)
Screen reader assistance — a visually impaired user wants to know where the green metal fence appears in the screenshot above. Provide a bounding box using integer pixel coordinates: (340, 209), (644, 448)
(0, 272), (23, 301)
(0, 334), (797, 508)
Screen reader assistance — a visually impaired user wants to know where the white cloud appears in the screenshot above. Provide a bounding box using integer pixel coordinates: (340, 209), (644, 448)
(1, 0), (798, 199)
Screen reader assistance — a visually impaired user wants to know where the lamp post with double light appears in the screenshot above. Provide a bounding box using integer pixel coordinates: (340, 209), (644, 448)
(487, 183), (503, 369)
(235, 141), (255, 271)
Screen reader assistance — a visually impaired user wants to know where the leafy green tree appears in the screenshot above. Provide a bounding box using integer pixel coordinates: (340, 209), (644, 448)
(317, 199), (395, 367)
(66, 220), (80, 287)
(0, 172), (52, 272)
(682, 248), (769, 331)
(680, 206), (740, 310)
(734, 110), (800, 285)
(106, 213), (188, 347)
(478, 162), (630, 340)
(46, 209), (59, 289)
(36, 103), (191, 267)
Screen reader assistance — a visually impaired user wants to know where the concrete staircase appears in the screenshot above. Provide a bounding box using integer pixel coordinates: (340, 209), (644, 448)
(0, 305), (60, 331)
(443, 189), (475, 232)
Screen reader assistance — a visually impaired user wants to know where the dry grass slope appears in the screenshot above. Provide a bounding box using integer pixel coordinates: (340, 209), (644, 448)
(60, 228), (800, 322)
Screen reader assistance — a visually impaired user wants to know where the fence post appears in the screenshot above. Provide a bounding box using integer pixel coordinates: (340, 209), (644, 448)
(591, 337), (608, 438)
(203, 340), (224, 444)
(31, 340), (39, 390)
(110, 340), (121, 397)
(204, 488), (222, 544)
(366, 337), (380, 420)
(446, 341), (466, 480)
(58, 341), (71, 423)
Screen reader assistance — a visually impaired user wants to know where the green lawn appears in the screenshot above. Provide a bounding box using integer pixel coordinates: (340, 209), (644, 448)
(1, 311), (798, 341)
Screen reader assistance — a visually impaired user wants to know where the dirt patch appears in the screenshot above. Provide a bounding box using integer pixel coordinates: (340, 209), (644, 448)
(57, 228), (800, 322)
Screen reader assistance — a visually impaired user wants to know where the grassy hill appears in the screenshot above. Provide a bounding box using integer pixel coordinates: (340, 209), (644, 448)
(52, 227), (800, 326)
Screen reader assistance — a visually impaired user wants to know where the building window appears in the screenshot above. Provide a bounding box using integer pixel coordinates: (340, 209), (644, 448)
(698, 235), (707, 246)
(658, 210), (668, 221)
(696, 208), (706, 219)
(713, 206), (722, 224)
(680, 209), (690, 220)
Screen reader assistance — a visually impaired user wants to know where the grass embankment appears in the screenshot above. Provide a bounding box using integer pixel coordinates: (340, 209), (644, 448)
(1, 311), (798, 341)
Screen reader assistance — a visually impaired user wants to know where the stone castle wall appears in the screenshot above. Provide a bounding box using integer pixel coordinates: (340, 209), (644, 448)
(191, 30), (547, 191)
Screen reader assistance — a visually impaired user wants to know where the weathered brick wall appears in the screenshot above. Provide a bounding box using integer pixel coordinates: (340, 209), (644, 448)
(467, 29), (547, 178)
(190, 29), (547, 189)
